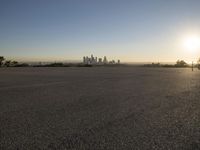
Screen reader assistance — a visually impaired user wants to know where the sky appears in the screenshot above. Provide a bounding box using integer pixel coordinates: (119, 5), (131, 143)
(1, 0), (200, 63)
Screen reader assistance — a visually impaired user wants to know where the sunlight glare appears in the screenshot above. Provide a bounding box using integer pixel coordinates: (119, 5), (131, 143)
(183, 35), (200, 53)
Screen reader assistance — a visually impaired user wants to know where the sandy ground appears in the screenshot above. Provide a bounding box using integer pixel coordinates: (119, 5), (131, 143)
(0, 67), (200, 150)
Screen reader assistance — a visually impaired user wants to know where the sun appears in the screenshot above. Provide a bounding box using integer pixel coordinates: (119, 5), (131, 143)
(183, 35), (200, 53)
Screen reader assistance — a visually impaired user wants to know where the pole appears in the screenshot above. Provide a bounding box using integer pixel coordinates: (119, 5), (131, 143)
(192, 61), (194, 71)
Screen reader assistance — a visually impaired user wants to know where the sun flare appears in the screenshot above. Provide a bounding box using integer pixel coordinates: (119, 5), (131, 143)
(183, 35), (200, 53)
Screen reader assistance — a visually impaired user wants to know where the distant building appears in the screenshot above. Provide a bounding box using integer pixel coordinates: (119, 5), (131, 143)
(117, 60), (120, 64)
(109, 60), (115, 64)
(83, 56), (86, 64)
(83, 54), (120, 65)
(103, 56), (108, 64)
(95, 57), (97, 63)
(98, 58), (102, 64)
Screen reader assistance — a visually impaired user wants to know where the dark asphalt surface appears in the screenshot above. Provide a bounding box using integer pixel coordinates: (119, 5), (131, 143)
(0, 67), (200, 150)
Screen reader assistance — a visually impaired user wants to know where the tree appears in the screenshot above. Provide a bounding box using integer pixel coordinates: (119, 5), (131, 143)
(175, 60), (188, 67)
(12, 61), (18, 66)
(4, 60), (11, 67)
(0, 56), (5, 67)
(197, 58), (200, 70)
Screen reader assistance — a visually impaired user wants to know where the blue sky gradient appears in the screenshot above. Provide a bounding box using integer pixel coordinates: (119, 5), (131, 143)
(1, 0), (200, 62)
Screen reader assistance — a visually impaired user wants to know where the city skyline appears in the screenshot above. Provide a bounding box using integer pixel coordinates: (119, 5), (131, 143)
(83, 54), (120, 65)
(1, 0), (200, 63)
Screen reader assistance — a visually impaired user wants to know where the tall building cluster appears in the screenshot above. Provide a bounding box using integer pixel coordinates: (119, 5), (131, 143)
(83, 54), (120, 65)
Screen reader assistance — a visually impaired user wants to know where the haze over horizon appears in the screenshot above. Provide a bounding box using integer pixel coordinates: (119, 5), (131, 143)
(1, 0), (200, 63)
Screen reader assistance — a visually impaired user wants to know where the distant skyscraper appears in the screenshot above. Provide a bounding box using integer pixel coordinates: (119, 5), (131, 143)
(86, 56), (89, 64)
(98, 58), (102, 64)
(103, 56), (108, 64)
(83, 56), (86, 64)
(82, 54), (120, 65)
(95, 57), (97, 63)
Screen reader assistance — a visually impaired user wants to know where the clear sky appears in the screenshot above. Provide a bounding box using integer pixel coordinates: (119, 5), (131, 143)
(1, 0), (200, 63)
